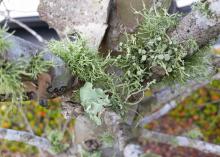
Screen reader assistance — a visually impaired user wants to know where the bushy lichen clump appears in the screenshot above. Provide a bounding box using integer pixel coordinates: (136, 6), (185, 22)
(0, 28), (11, 53)
(120, 9), (211, 85)
(0, 61), (25, 102)
(48, 39), (112, 86)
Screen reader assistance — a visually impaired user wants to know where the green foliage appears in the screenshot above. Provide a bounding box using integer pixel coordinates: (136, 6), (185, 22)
(47, 130), (69, 154)
(0, 99), (73, 155)
(169, 80), (220, 144)
(80, 82), (111, 125)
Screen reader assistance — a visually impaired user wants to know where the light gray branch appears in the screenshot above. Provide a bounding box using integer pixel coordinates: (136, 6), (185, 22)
(141, 129), (220, 155)
(0, 128), (51, 151)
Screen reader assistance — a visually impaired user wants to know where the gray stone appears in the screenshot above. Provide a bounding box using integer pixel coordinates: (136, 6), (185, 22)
(38, 0), (111, 50)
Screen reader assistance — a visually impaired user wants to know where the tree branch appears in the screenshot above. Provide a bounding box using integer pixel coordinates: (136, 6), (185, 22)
(137, 73), (220, 126)
(9, 18), (45, 43)
(140, 129), (220, 156)
(0, 1), (45, 43)
(0, 128), (51, 151)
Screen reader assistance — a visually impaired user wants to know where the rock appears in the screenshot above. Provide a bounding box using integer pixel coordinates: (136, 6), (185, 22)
(38, 0), (111, 50)
(2, 34), (73, 98)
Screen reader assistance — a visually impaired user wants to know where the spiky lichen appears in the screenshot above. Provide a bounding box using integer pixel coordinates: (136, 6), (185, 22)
(0, 28), (53, 102)
(49, 38), (154, 113)
(26, 53), (54, 80)
(0, 28), (11, 53)
(0, 61), (25, 102)
(48, 39), (111, 85)
(48, 39), (126, 110)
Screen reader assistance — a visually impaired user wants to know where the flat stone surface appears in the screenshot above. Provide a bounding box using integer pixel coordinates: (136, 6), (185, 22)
(38, 0), (111, 50)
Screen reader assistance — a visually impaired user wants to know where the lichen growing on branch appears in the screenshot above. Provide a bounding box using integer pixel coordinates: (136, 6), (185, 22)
(49, 8), (213, 124)
(0, 6), (213, 124)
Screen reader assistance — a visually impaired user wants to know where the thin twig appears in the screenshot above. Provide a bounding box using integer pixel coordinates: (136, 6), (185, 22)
(0, 3), (45, 43)
(8, 18), (45, 43)
(137, 101), (177, 126)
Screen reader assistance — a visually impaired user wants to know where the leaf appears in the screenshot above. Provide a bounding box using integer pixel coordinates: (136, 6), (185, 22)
(80, 82), (111, 125)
